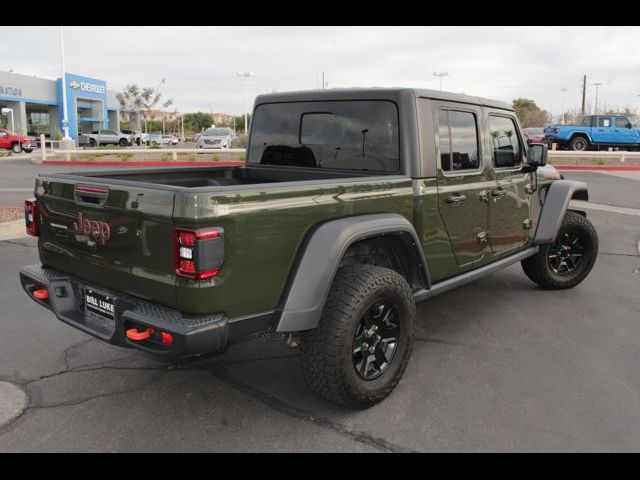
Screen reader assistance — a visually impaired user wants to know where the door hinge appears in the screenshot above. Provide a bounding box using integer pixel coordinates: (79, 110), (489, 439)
(523, 219), (533, 230)
(477, 231), (489, 244)
(525, 183), (534, 194)
(479, 190), (490, 203)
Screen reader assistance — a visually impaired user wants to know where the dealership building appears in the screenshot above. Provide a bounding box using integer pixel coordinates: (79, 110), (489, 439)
(0, 71), (121, 140)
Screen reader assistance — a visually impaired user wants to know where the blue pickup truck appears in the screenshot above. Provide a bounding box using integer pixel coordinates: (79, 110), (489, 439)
(544, 115), (640, 151)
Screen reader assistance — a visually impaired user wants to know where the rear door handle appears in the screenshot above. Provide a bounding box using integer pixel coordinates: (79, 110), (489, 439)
(446, 193), (466, 206)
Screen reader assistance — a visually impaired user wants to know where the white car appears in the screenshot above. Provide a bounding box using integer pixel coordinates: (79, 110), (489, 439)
(197, 127), (233, 149)
(148, 134), (179, 146)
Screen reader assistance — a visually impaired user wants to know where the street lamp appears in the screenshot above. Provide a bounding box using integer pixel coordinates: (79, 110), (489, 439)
(593, 82), (602, 114)
(237, 71), (254, 135)
(433, 71), (449, 91)
(59, 26), (71, 141)
(560, 86), (568, 125)
(157, 78), (167, 135)
(1, 108), (14, 132)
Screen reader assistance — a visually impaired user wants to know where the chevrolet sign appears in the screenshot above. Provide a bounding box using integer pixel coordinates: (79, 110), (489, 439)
(70, 80), (106, 95)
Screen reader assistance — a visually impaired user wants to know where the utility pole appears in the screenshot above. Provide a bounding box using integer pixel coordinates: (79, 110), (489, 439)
(208, 103), (214, 127)
(581, 75), (587, 116)
(433, 71), (449, 91)
(593, 82), (602, 114)
(560, 86), (568, 124)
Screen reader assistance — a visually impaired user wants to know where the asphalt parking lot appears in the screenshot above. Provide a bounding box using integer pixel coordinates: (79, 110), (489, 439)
(0, 158), (639, 452)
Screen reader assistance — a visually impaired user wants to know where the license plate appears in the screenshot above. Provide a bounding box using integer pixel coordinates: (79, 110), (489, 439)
(84, 289), (115, 325)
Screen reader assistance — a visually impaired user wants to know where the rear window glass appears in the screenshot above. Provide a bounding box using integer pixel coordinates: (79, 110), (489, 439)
(248, 101), (399, 172)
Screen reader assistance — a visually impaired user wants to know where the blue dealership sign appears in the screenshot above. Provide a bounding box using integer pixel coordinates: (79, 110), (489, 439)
(56, 73), (109, 140)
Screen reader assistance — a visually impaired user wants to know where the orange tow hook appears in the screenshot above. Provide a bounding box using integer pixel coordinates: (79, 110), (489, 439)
(126, 327), (154, 341)
(33, 288), (49, 300)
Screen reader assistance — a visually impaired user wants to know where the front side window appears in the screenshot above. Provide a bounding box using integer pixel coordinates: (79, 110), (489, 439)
(598, 117), (611, 128)
(248, 100), (399, 172)
(489, 116), (522, 168)
(615, 117), (630, 128)
(438, 110), (480, 172)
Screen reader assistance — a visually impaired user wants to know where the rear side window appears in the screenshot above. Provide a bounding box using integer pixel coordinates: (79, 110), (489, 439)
(248, 101), (399, 172)
(489, 115), (522, 168)
(438, 110), (480, 172)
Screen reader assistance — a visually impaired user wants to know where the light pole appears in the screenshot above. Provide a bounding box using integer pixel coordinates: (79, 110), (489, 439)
(433, 71), (449, 91)
(593, 82), (602, 114)
(59, 26), (71, 141)
(156, 78), (166, 135)
(237, 71), (254, 135)
(560, 86), (568, 124)
(208, 103), (214, 128)
(1, 108), (14, 132)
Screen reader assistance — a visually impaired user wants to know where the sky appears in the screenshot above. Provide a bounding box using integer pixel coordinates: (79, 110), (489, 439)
(2, 26), (640, 116)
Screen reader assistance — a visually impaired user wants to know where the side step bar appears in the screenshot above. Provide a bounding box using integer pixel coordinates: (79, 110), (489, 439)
(414, 247), (539, 303)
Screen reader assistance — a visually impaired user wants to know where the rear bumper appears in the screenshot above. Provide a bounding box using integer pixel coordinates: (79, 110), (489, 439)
(20, 264), (274, 357)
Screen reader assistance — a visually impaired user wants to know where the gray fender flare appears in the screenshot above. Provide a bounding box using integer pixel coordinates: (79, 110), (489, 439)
(275, 213), (429, 332)
(535, 180), (589, 244)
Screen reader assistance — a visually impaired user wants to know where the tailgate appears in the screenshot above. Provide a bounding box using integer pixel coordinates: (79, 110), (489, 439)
(36, 176), (178, 308)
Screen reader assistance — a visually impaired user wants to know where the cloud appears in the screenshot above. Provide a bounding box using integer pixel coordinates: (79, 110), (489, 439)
(1, 26), (639, 115)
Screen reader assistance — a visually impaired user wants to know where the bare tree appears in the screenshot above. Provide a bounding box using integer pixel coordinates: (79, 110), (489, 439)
(116, 84), (173, 135)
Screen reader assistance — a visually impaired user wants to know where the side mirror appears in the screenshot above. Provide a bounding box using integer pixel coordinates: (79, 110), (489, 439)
(628, 122), (633, 129)
(528, 143), (548, 169)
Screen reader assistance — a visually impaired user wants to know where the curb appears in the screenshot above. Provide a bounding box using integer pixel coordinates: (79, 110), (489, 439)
(554, 165), (640, 172)
(41, 160), (246, 167)
(0, 219), (26, 240)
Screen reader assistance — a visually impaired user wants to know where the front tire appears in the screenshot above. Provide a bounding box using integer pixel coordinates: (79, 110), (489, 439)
(300, 264), (416, 409)
(522, 211), (598, 289)
(12, 143), (21, 154)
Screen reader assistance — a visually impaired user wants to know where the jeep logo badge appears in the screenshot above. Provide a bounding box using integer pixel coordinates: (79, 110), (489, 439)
(70, 80), (81, 90)
(73, 212), (111, 245)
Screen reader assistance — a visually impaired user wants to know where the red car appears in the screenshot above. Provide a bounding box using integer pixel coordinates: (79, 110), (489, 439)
(0, 129), (37, 154)
(523, 127), (546, 145)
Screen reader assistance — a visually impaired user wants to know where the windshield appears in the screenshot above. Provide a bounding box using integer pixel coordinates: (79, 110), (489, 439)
(203, 128), (231, 136)
(248, 100), (400, 172)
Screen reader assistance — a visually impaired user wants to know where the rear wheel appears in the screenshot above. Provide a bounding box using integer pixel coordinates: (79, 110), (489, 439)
(89, 138), (97, 147)
(522, 211), (598, 289)
(119, 138), (128, 147)
(570, 136), (589, 151)
(300, 264), (416, 409)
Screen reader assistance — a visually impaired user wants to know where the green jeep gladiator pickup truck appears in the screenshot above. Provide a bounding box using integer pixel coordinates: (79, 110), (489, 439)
(20, 88), (598, 408)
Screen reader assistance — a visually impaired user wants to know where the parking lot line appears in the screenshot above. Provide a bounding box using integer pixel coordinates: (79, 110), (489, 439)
(571, 200), (640, 217)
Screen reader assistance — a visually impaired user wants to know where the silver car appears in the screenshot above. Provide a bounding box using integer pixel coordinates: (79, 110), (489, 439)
(197, 127), (234, 149)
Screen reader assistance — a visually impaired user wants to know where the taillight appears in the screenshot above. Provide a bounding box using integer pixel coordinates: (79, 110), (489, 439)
(174, 227), (224, 280)
(25, 199), (38, 236)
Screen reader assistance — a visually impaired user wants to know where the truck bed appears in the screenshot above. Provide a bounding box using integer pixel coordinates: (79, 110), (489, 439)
(34, 164), (413, 317)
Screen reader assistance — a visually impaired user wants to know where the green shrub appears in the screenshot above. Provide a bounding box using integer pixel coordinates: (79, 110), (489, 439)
(149, 144), (161, 150)
(160, 153), (170, 162)
(188, 153), (197, 162)
(117, 153), (133, 162)
(212, 154), (221, 162)
(597, 157), (606, 166)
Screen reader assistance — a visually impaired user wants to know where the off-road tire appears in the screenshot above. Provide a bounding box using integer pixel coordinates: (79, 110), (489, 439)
(570, 136), (589, 151)
(300, 264), (416, 409)
(522, 211), (598, 289)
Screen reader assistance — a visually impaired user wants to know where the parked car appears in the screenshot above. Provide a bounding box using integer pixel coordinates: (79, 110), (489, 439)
(121, 130), (143, 146)
(0, 129), (37, 153)
(198, 127), (234, 149)
(20, 88), (598, 408)
(544, 115), (640, 151)
(147, 134), (179, 146)
(523, 127), (546, 145)
(78, 130), (132, 147)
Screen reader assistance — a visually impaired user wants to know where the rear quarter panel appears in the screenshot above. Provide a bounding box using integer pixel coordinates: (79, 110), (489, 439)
(173, 177), (414, 317)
